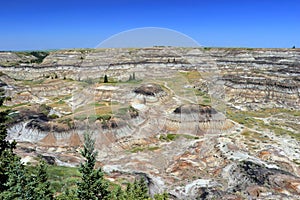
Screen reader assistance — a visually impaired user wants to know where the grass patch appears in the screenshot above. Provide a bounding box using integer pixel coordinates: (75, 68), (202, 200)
(57, 99), (65, 104)
(58, 118), (74, 128)
(82, 78), (99, 85)
(129, 146), (144, 153)
(293, 159), (300, 166)
(48, 114), (59, 119)
(22, 79), (45, 85)
(228, 108), (300, 140)
(119, 79), (143, 84)
(159, 133), (199, 142)
(23, 165), (81, 195)
(75, 103), (111, 113)
(232, 108), (300, 118)
(165, 134), (179, 141)
(74, 114), (88, 121)
(46, 165), (80, 194)
(96, 114), (111, 121)
(241, 130), (269, 141)
(194, 89), (207, 96)
(74, 114), (112, 122)
(1, 102), (29, 110)
(89, 102), (106, 107)
(99, 76), (118, 84)
(226, 109), (264, 128)
(95, 107), (113, 116)
(116, 106), (138, 117)
(202, 98), (211, 105)
(182, 134), (200, 140)
(179, 70), (202, 83)
(147, 146), (160, 151)
(266, 124), (299, 140)
(129, 145), (160, 153)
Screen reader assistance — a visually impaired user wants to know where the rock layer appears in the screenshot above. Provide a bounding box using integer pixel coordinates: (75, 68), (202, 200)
(1, 47), (300, 199)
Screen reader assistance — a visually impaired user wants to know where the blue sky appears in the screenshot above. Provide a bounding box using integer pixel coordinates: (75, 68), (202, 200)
(0, 0), (299, 50)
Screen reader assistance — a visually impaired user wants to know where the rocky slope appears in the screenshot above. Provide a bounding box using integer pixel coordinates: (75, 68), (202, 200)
(0, 47), (300, 199)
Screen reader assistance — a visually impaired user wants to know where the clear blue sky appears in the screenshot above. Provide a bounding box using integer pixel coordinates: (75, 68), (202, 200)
(1, 0), (299, 50)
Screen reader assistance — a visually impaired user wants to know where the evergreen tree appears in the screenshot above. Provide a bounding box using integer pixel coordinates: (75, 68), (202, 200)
(132, 72), (136, 80)
(56, 188), (78, 200)
(110, 185), (126, 200)
(125, 182), (135, 199)
(0, 155), (27, 199)
(154, 192), (169, 200)
(0, 157), (54, 200)
(77, 132), (110, 200)
(137, 177), (149, 199)
(104, 75), (108, 83)
(124, 177), (150, 200)
(0, 88), (16, 192)
(0, 87), (54, 199)
(27, 161), (54, 200)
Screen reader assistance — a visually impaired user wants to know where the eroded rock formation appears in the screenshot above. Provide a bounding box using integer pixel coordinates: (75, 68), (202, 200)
(0, 47), (300, 199)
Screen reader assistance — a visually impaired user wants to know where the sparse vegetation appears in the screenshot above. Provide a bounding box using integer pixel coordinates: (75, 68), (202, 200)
(179, 70), (201, 83)
(117, 106), (138, 118)
(28, 51), (49, 63)
(129, 145), (160, 153)
(1, 47), (299, 199)
(15, 51), (49, 64)
(227, 108), (300, 140)
(39, 103), (52, 116)
(48, 114), (59, 119)
(159, 133), (199, 141)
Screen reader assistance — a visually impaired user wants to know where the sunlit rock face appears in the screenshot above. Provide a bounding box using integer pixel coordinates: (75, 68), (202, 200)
(1, 47), (300, 199)
(1, 47), (299, 110)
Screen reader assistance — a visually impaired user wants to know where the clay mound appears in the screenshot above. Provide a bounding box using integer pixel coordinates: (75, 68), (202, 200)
(134, 83), (164, 96)
(101, 118), (127, 129)
(40, 132), (57, 146)
(69, 132), (82, 146)
(171, 104), (226, 125)
(174, 104), (217, 115)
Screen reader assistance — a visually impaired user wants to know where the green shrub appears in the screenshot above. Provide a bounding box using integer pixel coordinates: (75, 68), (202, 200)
(48, 114), (59, 119)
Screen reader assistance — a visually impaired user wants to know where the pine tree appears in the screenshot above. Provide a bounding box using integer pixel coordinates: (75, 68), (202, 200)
(125, 182), (135, 199)
(138, 177), (149, 199)
(0, 88), (16, 192)
(0, 87), (54, 199)
(27, 161), (54, 200)
(0, 155), (28, 199)
(0, 157), (54, 200)
(104, 75), (108, 83)
(132, 72), (136, 80)
(154, 192), (169, 200)
(77, 132), (110, 200)
(124, 177), (150, 200)
(56, 188), (78, 200)
(110, 185), (126, 200)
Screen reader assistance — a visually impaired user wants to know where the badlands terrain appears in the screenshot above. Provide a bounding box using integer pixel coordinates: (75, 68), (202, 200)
(0, 47), (300, 199)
